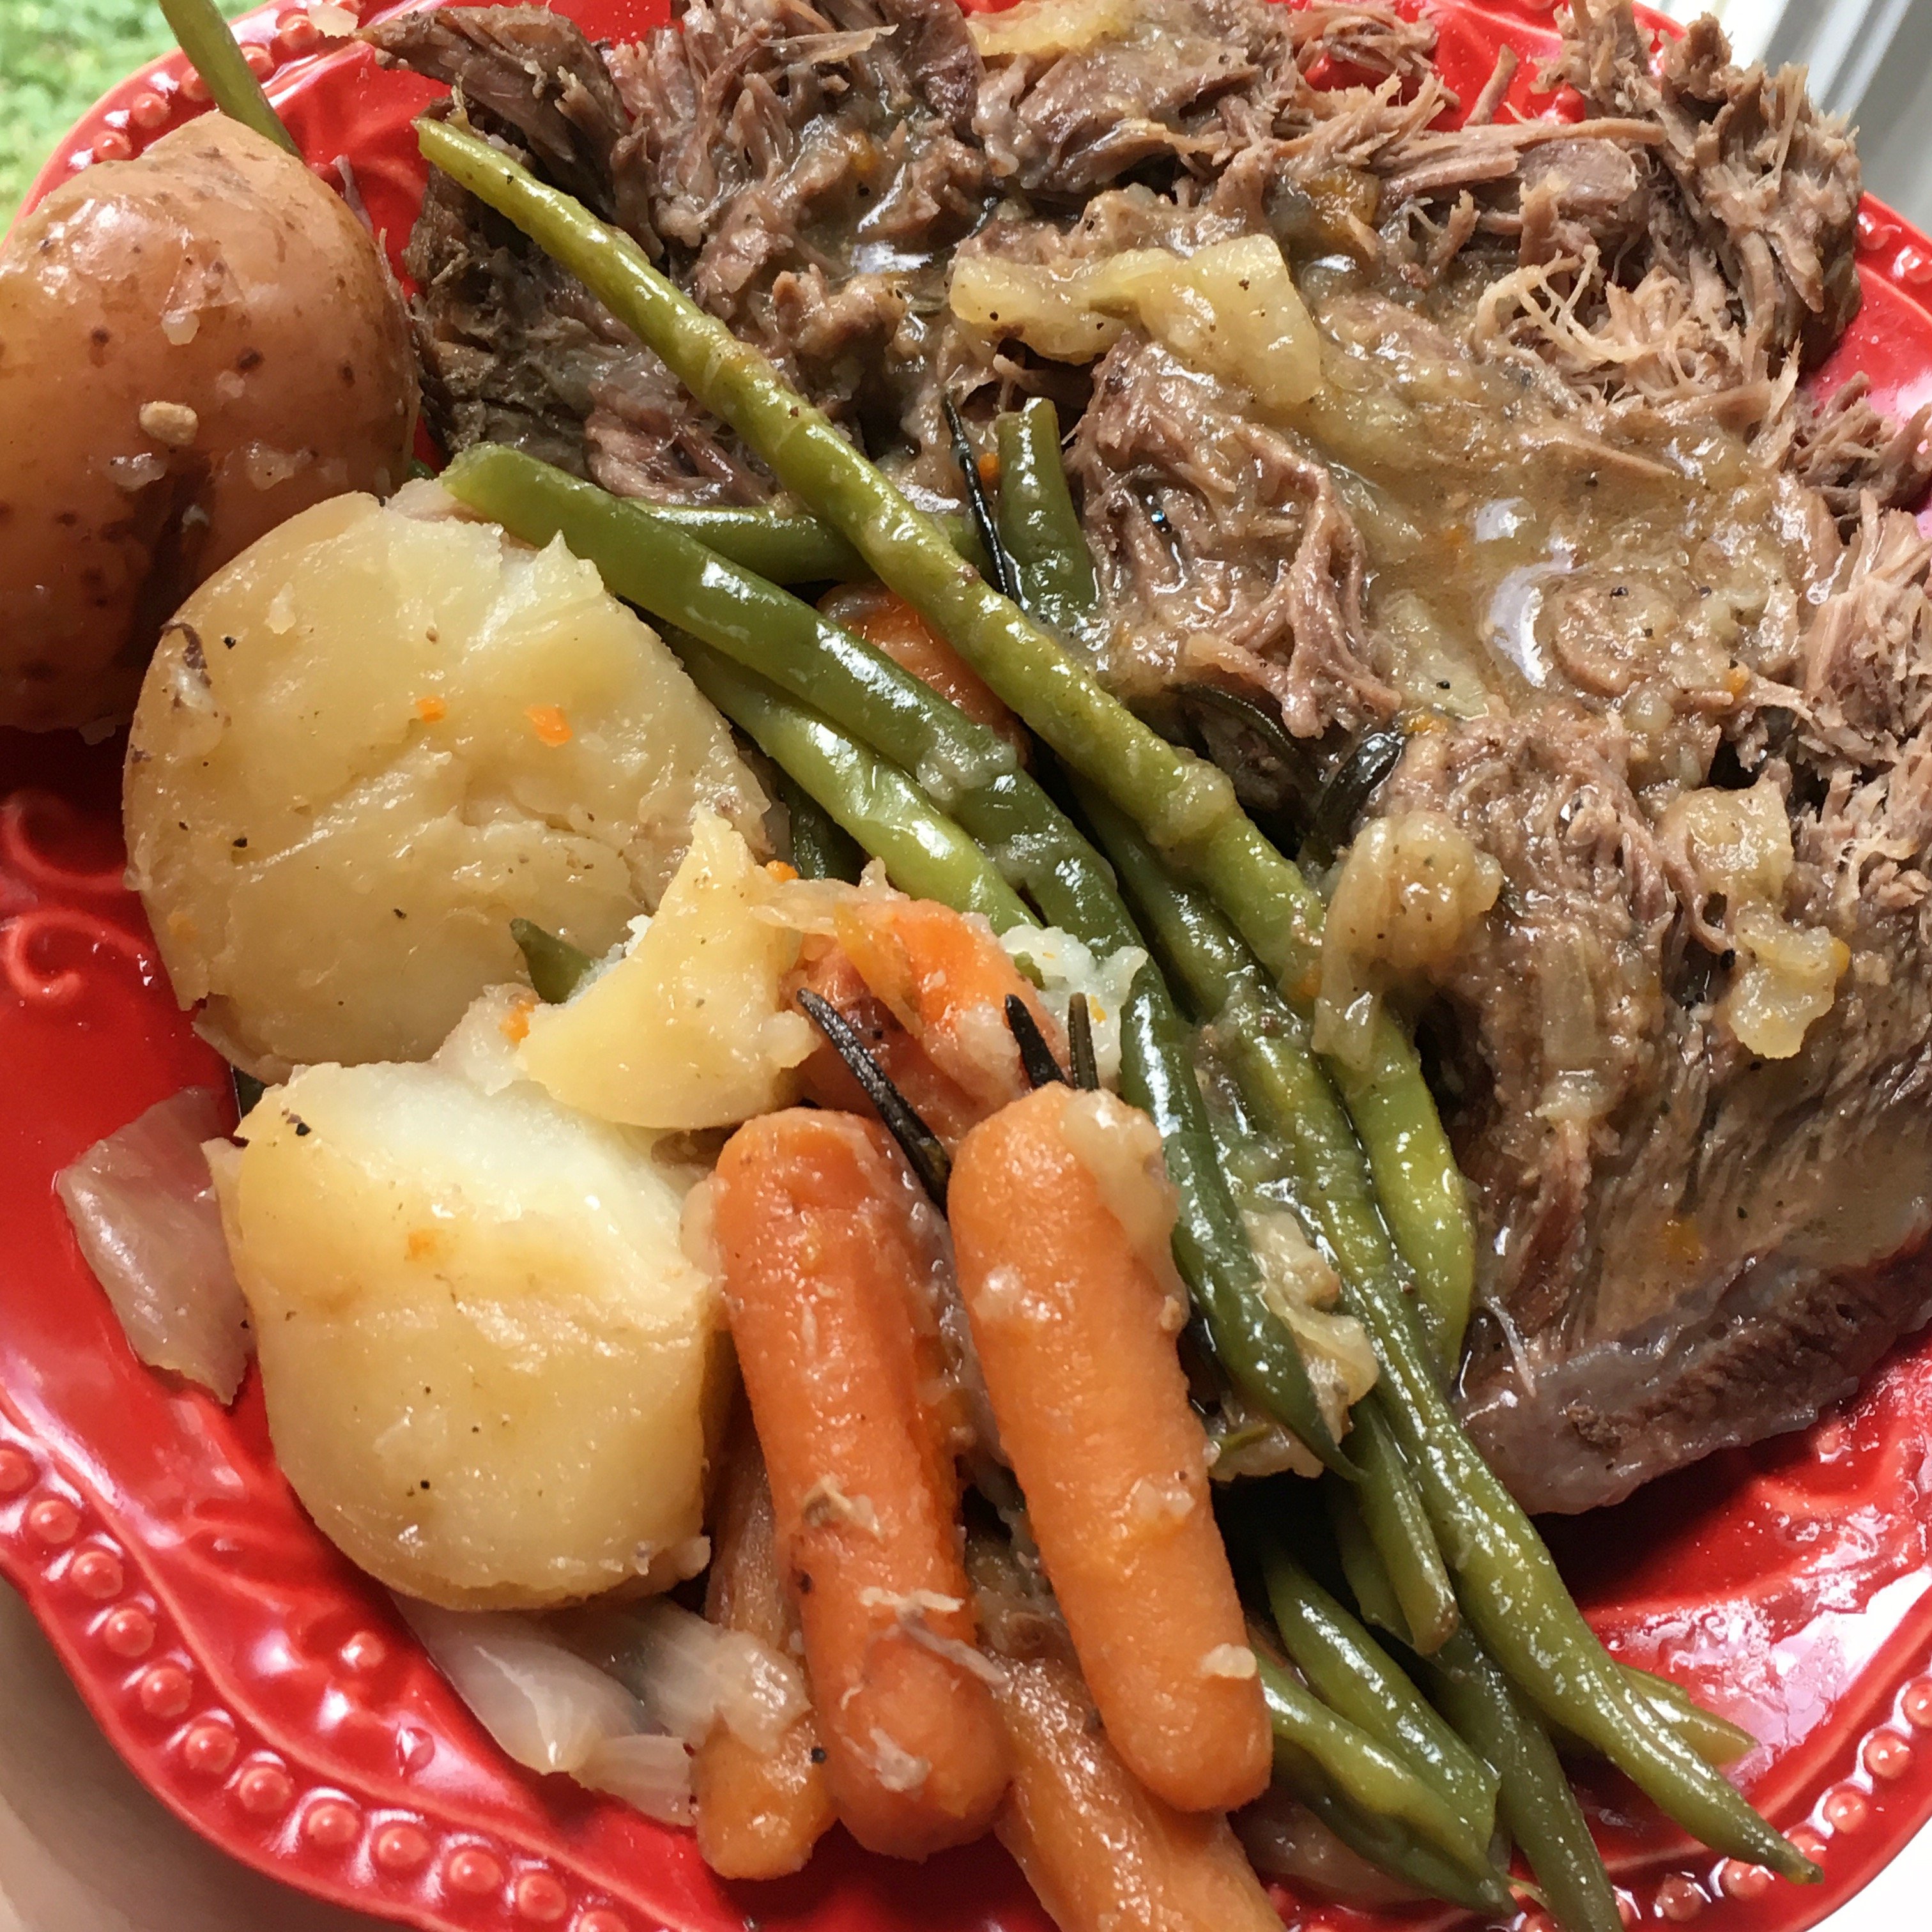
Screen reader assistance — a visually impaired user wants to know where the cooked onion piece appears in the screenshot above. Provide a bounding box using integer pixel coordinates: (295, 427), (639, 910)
(516, 809), (815, 1130)
(950, 236), (1322, 415)
(211, 991), (728, 1609)
(57, 1086), (251, 1402)
(1315, 809), (1502, 1069)
(0, 117), (415, 733)
(397, 1598), (696, 1823)
(126, 488), (767, 1079)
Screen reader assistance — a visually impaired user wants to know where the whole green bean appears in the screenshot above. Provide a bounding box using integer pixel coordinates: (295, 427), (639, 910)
(675, 641), (1031, 931)
(1254, 1652), (1501, 1884)
(509, 918), (596, 1004)
(1326, 1480), (1414, 1646)
(438, 445), (1344, 1469)
(1268, 1736), (1518, 1918)
(1627, 1668), (1756, 1768)
(414, 121), (1474, 1360)
(771, 769), (861, 882)
(620, 502), (977, 584)
(1349, 1398), (1459, 1655)
(1262, 1545), (1498, 1841)
(994, 399), (1097, 635)
(1420, 1625), (1623, 1932)
(1326, 1184), (1814, 1878)
(161, 0), (297, 152)
(1073, 779), (1810, 1877)
(1116, 965), (1351, 1475)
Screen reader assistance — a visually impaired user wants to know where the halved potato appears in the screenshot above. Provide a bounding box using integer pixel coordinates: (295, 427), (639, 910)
(126, 488), (767, 1078)
(210, 991), (728, 1609)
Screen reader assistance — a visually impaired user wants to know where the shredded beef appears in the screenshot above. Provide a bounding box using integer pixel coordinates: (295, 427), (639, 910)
(364, 6), (656, 241)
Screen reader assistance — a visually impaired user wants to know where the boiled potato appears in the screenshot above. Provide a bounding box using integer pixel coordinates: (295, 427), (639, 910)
(126, 488), (768, 1079)
(0, 117), (416, 732)
(210, 989), (728, 1609)
(518, 809), (816, 1129)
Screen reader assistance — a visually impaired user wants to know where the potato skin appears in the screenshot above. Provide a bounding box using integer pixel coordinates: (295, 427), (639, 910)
(210, 992), (729, 1610)
(125, 489), (767, 1079)
(0, 115), (415, 732)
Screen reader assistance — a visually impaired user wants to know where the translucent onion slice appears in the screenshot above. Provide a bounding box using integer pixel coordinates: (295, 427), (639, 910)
(564, 1598), (808, 1753)
(56, 1086), (251, 1401)
(397, 1598), (698, 1823)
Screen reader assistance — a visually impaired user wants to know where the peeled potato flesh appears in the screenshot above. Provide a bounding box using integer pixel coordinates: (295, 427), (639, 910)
(518, 809), (817, 1130)
(210, 991), (728, 1610)
(125, 488), (767, 1078)
(0, 116), (417, 732)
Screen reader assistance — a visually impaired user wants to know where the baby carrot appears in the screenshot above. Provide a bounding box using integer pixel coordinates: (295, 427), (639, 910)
(949, 1084), (1269, 1813)
(712, 1110), (1008, 1858)
(693, 1413), (835, 1880)
(789, 935), (985, 1148)
(994, 1652), (1286, 1932)
(820, 584), (1024, 747)
(833, 895), (1063, 1118)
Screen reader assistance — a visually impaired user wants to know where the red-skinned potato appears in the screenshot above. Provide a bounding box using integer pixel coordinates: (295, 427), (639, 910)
(0, 114), (416, 732)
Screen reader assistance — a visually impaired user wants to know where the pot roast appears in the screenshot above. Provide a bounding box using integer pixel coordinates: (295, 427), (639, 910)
(370, 0), (1932, 1514)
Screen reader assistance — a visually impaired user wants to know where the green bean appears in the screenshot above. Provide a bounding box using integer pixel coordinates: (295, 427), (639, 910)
(1324, 1179), (1815, 1878)
(1116, 964), (1351, 1475)
(437, 445), (1344, 1470)
(674, 641), (1031, 931)
(509, 918), (597, 1004)
(414, 121), (1473, 1354)
(601, 502), (974, 584)
(1349, 1399), (1459, 1655)
(160, 0), (297, 153)
(1420, 1626), (1623, 1932)
(1268, 1736), (1518, 1917)
(1254, 1652), (1500, 1884)
(994, 399), (1096, 634)
(771, 769), (861, 882)
(1066, 773), (1459, 1370)
(1072, 779), (1811, 1877)
(1262, 1544), (1498, 1841)
(1627, 1668), (1756, 1768)
(1325, 1480), (1413, 1645)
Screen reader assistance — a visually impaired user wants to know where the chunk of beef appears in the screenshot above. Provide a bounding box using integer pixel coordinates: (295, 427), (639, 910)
(1068, 331), (1397, 735)
(1554, 1), (1862, 372)
(1776, 376), (1932, 533)
(404, 148), (770, 498)
(1412, 524), (1932, 1511)
(363, 5), (654, 241)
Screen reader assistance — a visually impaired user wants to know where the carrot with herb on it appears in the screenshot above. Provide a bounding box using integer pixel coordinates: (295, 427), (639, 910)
(788, 937), (985, 1149)
(833, 895), (1062, 1119)
(949, 1083), (1269, 1814)
(692, 1412), (835, 1880)
(710, 1109), (1008, 1858)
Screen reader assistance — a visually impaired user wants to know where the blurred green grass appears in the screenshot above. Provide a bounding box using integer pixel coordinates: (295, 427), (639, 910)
(1, 0), (252, 217)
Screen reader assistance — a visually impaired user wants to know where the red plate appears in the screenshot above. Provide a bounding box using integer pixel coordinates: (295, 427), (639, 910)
(6, 3), (1932, 1928)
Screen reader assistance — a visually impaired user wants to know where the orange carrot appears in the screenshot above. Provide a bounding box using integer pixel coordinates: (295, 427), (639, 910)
(949, 1083), (1270, 1814)
(712, 1110), (1008, 1858)
(995, 1652), (1287, 1932)
(832, 895), (1063, 1118)
(788, 936), (985, 1149)
(821, 584), (1024, 747)
(693, 1414), (836, 1880)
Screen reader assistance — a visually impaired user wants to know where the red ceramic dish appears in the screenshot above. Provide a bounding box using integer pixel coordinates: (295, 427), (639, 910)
(5, 3), (1932, 1928)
